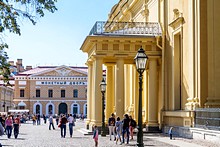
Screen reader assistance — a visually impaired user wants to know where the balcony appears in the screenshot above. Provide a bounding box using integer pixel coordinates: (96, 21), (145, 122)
(89, 21), (162, 36)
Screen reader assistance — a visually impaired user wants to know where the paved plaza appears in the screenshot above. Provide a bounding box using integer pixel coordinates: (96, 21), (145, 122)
(0, 119), (219, 147)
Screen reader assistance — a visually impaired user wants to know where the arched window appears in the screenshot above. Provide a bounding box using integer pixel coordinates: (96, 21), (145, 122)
(49, 105), (53, 114)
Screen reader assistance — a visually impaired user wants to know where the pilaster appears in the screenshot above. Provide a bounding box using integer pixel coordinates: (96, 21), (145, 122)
(147, 58), (159, 131)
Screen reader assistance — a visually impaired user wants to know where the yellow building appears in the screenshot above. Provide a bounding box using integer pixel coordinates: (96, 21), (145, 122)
(0, 85), (14, 112)
(13, 65), (88, 116)
(80, 0), (220, 137)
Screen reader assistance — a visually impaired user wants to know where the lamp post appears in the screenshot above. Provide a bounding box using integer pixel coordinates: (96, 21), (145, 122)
(100, 78), (107, 136)
(134, 47), (148, 147)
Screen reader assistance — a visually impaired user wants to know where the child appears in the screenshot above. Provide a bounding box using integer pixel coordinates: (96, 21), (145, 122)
(93, 125), (98, 147)
(168, 127), (173, 140)
(115, 117), (122, 144)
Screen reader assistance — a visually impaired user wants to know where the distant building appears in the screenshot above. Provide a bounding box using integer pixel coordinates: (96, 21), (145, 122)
(13, 65), (88, 116)
(0, 85), (14, 112)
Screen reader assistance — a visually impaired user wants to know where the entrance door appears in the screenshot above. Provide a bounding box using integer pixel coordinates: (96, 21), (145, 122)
(58, 103), (67, 115)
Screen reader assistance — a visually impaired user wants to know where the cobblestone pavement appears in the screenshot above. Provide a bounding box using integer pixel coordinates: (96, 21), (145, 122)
(0, 119), (219, 147)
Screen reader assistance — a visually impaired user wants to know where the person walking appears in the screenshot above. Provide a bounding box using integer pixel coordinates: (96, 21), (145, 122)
(37, 114), (41, 125)
(67, 114), (75, 137)
(13, 115), (20, 139)
(0, 121), (4, 147)
(115, 116), (122, 144)
(5, 116), (13, 139)
(108, 113), (116, 141)
(55, 115), (59, 125)
(60, 115), (68, 138)
(169, 127), (173, 140)
(43, 114), (47, 124)
(121, 114), (130, 145)
(32, 115), (36, 125)
(129, 115), (136, 140)
(93, 125), (98, 147)
(49, 116), (55, 130)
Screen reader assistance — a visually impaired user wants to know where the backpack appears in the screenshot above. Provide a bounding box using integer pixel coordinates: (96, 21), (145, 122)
(131, 119), (137, 128)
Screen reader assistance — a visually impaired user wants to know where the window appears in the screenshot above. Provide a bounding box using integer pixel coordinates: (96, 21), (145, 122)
(36, 89), (40, 97)
(73, 89), (78, 98)
(48, 90), (53, 98)
(48, 105), (53, 114)
(61, 90), (65, 97)
(20, 89), (24, 97)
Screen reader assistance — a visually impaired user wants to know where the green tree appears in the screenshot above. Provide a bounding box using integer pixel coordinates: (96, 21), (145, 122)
(0, 0), (58, 82)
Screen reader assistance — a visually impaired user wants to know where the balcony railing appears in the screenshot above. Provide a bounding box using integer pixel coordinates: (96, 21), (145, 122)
(89, 21), (162, 36)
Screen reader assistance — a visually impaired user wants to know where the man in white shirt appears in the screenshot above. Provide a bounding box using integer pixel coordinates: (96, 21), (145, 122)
(49, 116), (55, 130)
(67, 114), (75, 137)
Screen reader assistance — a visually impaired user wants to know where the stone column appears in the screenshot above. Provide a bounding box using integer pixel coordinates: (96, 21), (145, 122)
(133, 65), (139, 121)
(124, 65), (131, 113)
(147, 58), (159, 131)
(105, 64), (115, 122)
(85, 61), (93, 129)
(90, 57), (103, 130)
(115, 58), (124, 118)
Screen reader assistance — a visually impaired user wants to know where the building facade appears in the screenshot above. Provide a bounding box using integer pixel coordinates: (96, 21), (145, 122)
(13, 65), (88, 116)
(81, 0), (220, 135)
(0, 85), (14, 112)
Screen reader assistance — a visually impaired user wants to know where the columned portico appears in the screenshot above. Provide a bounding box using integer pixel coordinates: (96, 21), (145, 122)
(81, 35), (162, 131)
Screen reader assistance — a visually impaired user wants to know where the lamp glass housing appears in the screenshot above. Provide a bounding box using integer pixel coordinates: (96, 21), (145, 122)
(134, 47), (148, 73)
(100, 78), (106, 92)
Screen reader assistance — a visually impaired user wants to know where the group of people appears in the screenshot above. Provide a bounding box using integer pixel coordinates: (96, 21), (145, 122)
(46, 113), (76, 138)
(31, 113), (76, 138)
(93, 113), (137, 146)
(0, 114), (21, 140)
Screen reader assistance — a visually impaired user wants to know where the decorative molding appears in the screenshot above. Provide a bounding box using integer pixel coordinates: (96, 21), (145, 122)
(55, 68), (71, 76)
(169, 9), (185, 30)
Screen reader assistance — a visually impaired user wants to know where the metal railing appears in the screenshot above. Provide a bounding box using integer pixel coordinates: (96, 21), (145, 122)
(89, 21), (162, 36)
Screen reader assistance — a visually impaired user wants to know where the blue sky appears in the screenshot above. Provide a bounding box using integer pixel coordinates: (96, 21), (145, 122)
(5, 0), (118, 67)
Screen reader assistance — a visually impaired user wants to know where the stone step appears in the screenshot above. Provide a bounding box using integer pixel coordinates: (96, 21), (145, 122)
(77, 128), (93, 136)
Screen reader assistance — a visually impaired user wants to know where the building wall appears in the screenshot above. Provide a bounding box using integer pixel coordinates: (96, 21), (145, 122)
(0, 86), (14, 112)
(81, 0), (220, 132)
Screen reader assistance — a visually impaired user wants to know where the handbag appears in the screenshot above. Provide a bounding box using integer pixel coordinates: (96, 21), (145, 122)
(73, 121), (75, 126)
(58, 123), (61, 128)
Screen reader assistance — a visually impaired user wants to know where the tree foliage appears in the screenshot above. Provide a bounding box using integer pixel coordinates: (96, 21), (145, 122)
(0, 0), (58, 82)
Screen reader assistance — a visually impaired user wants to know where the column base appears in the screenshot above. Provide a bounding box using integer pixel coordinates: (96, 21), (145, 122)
(145, 125), (161, 133)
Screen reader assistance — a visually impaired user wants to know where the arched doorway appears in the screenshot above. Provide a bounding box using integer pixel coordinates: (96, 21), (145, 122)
(48, 105), (53, 114)
(58, 103), (67, 115)
(36, 105), (40, 114)
(73, 104), (78, 114)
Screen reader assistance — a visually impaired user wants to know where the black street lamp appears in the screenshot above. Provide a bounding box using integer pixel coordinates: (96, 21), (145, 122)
(134, 47), (148, 147)
(100, 78), (107, 136)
